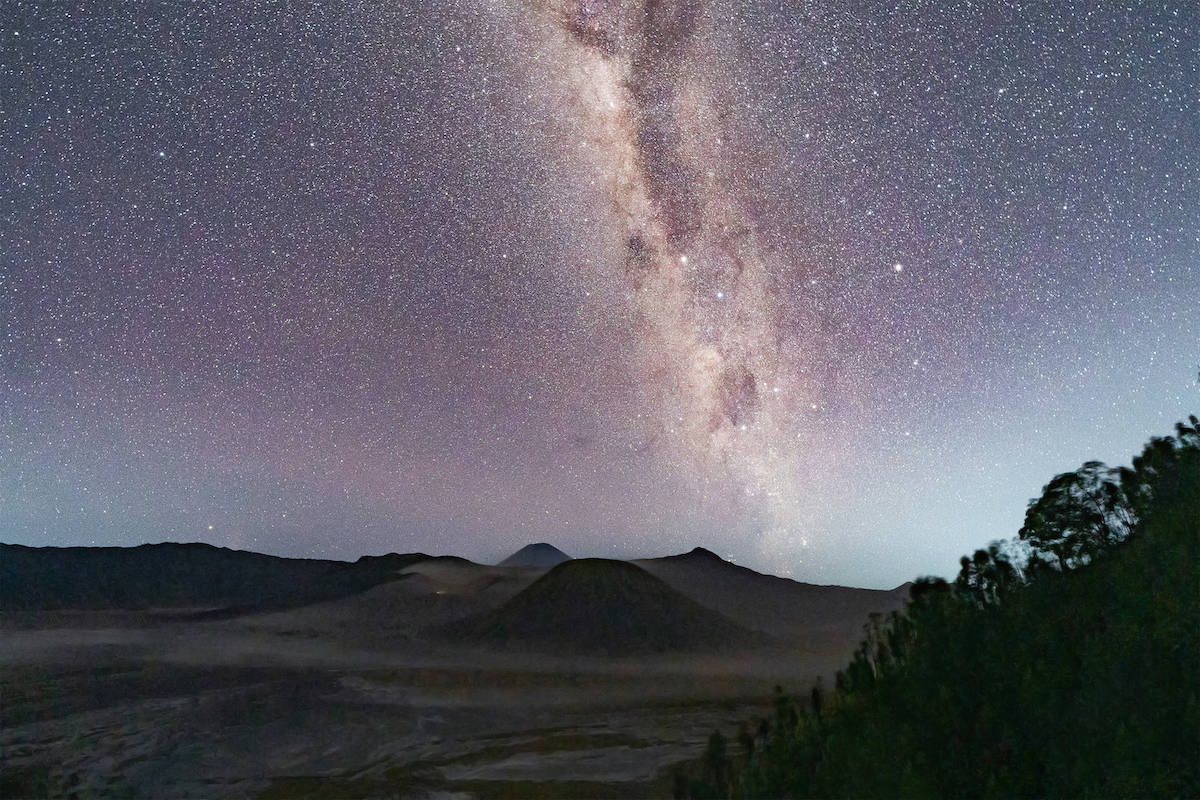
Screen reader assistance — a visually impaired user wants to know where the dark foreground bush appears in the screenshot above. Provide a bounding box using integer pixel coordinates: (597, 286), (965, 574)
(679, 417), (1200, 798)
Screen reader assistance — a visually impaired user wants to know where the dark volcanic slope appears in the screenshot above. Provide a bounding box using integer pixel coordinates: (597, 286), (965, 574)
(498, 542), (571, 568)
(441, 558), (766, 655)
(0, 543), (428, 612)
(636, 548), (910, 643)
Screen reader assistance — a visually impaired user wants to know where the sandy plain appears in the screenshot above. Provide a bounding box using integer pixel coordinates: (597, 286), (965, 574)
(1, 623), (840, 798)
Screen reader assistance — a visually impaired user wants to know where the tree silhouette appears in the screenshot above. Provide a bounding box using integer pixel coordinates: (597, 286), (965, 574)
(1019, 460), (1133, 569)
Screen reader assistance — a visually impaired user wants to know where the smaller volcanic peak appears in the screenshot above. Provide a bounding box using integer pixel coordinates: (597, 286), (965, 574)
(498, 542), (571, 568)
(636, 548), (911, 643)
(654, 546), (737, 568)
(681, 546), (722, 561)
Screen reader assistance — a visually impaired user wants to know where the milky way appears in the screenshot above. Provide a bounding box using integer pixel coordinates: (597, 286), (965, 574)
(532, 0), (820, 561)
(2, 0), (1197, 587)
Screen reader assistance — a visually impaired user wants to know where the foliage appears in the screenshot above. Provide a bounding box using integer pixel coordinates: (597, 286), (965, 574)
(679, 416), (1200, 798)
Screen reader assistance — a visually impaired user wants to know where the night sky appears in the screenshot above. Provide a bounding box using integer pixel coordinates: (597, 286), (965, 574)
(3, 0), (1197, 588)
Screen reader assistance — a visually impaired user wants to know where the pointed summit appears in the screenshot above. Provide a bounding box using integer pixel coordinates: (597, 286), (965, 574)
(656, 546), (726, 563)
(441, 558), (764, 655)
(498, 542), (571, 568)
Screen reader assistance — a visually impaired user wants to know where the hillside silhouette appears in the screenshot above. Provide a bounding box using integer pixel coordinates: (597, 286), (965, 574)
(678, 416), (1200, 798)
(440, 558), (767, 655)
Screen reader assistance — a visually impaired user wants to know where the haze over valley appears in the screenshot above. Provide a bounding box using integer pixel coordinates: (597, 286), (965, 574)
(1, 541), (906, 797)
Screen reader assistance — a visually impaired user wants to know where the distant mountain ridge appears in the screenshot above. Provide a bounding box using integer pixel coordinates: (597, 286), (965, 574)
(0, 542), (425, 613)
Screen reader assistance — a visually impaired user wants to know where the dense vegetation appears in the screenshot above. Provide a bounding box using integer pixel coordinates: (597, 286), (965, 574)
(679, 417), (1200, 798)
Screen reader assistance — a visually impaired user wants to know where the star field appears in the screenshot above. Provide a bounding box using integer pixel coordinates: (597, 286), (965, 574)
(2, 0), (1197, 587)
